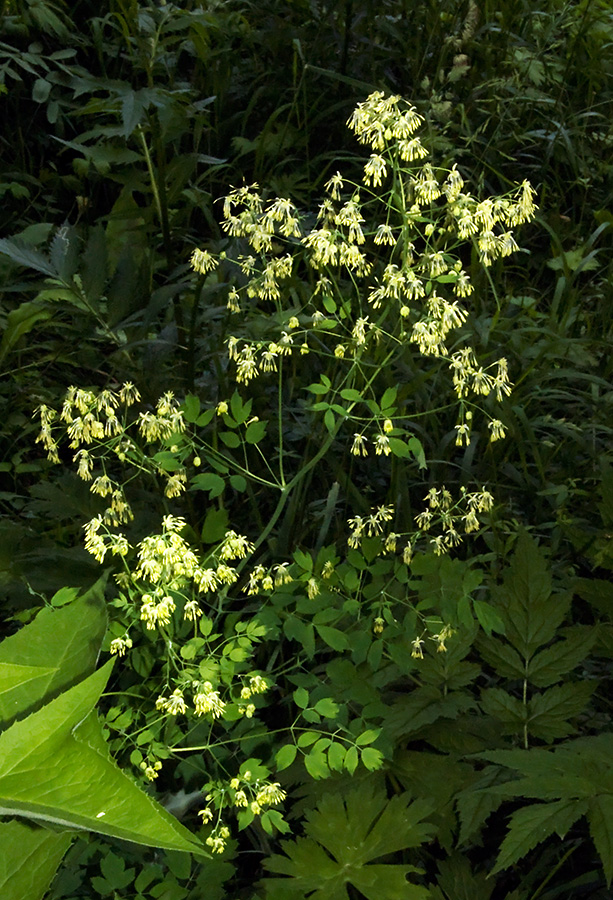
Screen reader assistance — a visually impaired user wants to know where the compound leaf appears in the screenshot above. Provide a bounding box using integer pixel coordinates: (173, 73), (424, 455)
(262, 785), (434, 900)
(491, 799), (588, 876)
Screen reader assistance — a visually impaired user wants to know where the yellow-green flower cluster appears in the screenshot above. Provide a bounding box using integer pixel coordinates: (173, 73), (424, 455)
(414, 485), (494, 554)
(197, 771), (287, 853)
(186, 91), (534, 461)
(348, 504), (395, 548)
(35, 382), (188, 508)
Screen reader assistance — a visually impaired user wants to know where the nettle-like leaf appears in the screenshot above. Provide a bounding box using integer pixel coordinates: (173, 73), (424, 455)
(477, 533), (593, 742)
(429, 852), (495, 900)
(0, 821), (72, 900)
(492, 531), (570, 659)
(0, 660), (207, 856)
(492, 799), (589, 877)
(475, 735), (613, 885)
(0, 577), (108, 728)
(261, 784), (435, 900)
(385, 686), (476, 741)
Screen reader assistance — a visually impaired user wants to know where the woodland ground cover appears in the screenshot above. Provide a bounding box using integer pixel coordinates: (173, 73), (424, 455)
(0, 1), (612, 899)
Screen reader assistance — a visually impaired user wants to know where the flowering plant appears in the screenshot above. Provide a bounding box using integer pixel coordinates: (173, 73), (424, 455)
(35, 90), (536, 856)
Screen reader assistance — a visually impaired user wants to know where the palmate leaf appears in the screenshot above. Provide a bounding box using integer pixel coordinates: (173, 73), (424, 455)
(262, 784), (435, 900)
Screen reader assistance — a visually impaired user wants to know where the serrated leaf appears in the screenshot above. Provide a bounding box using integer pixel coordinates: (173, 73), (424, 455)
(479, 688), (526, 733)
(527, 628), (595, 687)
(456, 767), (506, 846)
(0, 238), (56, 276)
(0, 580), (107, 727)
(262, 786), (433, 900)
(527, 681), (594, 741)
(0, 662), (207, 857)
(433, 853), (495, 900)
(476, 637), (525, 680)
(588, 794), (613, 886)
(494, 532), (569, 657)
(0, 821), (72, 900)
(492, 800), (587, 876)
(386, 686), (475, 739)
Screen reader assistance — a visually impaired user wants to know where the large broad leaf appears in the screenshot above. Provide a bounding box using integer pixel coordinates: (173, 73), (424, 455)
(0, 660), (208, 857)
(0, 577), (108, 727)
(262, 784), (434, 900)
(0, 821), (72, 900)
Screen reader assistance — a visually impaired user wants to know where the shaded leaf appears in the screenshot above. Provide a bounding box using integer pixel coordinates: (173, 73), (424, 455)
(527, 681), (594, 741)
(492, 799), (587, 876)
(527, 627), (596, 687)
(588, 794), (613, 886)
(493, 532), (569, 657)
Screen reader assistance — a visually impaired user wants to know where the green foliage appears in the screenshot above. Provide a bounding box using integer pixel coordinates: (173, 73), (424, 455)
(0, 581), (207, 900)
(476, 736), (613, 885)
(0, 822), (72, 900)
(261, 784), (434, 900)
(477, 532), (595, 747)
(1, 0), (612, 897)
